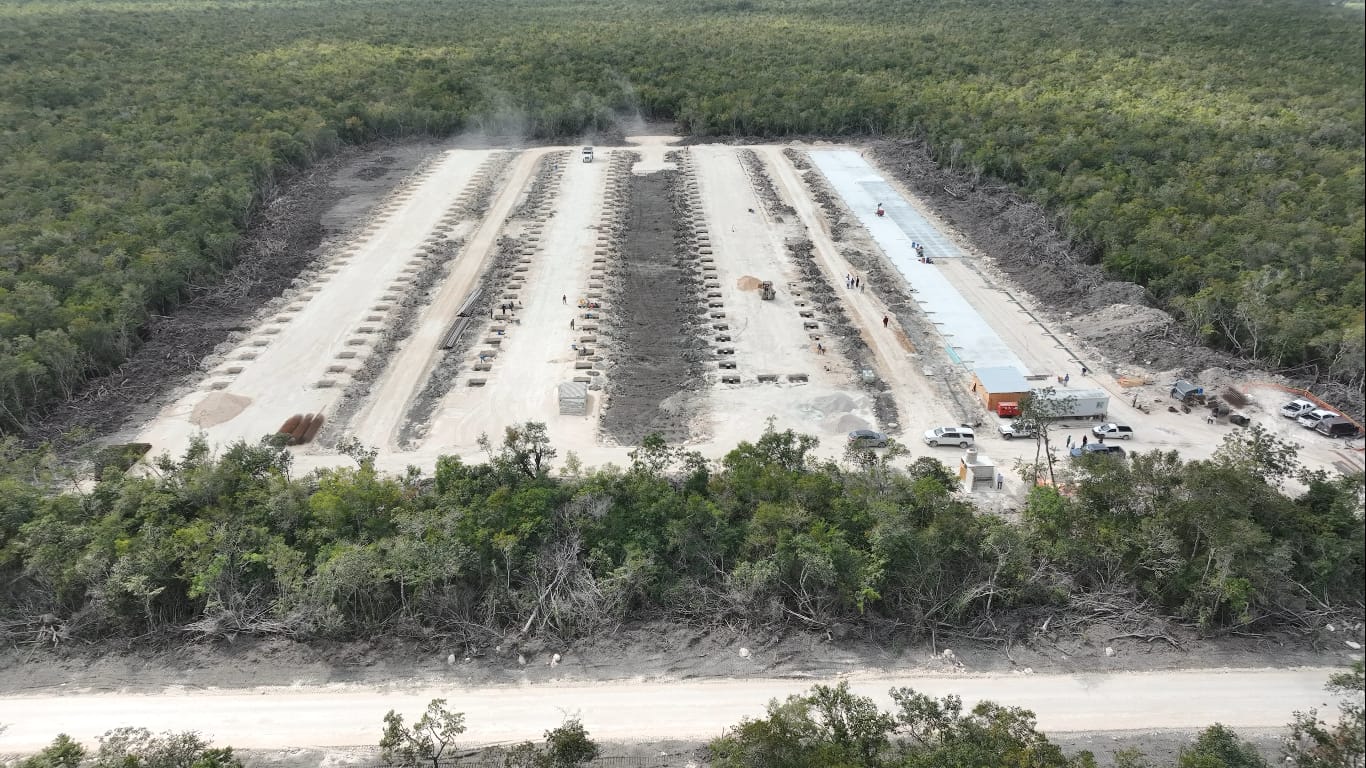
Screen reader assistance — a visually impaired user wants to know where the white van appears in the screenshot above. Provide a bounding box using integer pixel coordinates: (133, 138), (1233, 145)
(582, 146), (594, 163)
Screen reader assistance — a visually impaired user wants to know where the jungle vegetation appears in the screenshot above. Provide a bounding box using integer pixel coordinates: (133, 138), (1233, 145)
(0, 0), (1362, 430)
(0, 424), (1359, 645)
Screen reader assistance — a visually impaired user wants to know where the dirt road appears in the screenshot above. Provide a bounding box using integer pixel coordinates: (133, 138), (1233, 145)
(0, 668), (1341, 751)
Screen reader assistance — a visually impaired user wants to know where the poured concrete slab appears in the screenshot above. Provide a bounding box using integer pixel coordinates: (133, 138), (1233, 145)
(809, 150), (1025, 371)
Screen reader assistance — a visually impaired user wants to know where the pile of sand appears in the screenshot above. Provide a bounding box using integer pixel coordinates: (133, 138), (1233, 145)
(824, 413), (871, 433)
(191, 392), (251, 427)
(736, 275), (762, 291)
(807, 393), (858, 417)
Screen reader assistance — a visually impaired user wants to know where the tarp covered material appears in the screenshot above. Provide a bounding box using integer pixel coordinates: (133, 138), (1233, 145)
(1171, 379), (1204, 398)
(973, 366), (1031, 394)
(558, 381), (588, 416)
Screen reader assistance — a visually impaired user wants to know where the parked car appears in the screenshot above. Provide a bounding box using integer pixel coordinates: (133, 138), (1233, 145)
(1315, 417), (1362, 439)
(997, 421), (1036, 440)
(1280, 399), (1317, 419)
(923, 426), (975, 448)
(1070, 443), (1126, 459)
(1091, 422), (1134, 440)
(847, 429), (888, 448)
(1297, 409), (1338, 429)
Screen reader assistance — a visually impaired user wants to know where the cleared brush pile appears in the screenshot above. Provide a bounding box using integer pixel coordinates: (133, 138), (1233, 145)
(399, 237), (523, 446)
(737, 149), (796, 220)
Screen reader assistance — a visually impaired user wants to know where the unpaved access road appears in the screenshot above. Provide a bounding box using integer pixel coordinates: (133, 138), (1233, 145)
(0, 668), (1343, 751)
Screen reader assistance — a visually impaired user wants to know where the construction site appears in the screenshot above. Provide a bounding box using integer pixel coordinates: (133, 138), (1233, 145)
(124, 136), (1364, 489)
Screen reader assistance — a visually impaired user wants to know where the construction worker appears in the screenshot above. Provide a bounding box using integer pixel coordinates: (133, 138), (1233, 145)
(882, 315), (889, 328)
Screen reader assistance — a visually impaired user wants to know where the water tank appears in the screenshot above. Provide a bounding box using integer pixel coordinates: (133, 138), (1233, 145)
(965, 447), (978, 465)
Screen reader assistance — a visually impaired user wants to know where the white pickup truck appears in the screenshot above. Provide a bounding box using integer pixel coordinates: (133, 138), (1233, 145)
(1279, 399), (1316, 419)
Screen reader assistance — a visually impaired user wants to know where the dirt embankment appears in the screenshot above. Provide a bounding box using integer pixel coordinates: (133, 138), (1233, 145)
(600, 152), (709, 445)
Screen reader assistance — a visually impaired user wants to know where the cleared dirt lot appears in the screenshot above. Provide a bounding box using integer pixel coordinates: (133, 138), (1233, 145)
(131, 138), (1360, 485)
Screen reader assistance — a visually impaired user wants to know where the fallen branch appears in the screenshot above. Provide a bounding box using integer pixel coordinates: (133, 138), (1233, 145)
(1107, 632), (1181, 648)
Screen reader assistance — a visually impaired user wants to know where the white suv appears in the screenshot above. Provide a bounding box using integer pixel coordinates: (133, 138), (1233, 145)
(923, 426), (975, 448)
(1297, 409), (1338, 429)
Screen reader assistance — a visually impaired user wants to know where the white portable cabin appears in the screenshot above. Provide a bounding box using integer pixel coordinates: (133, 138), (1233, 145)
(1030, 387), (1109, 420)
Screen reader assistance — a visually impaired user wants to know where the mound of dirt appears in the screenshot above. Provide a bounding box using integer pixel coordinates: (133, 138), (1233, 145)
(865, 139), (1274, 390)
(1069, 304), (1229, 373)
(808, 392), (858, 417)
(826, 413), (871, 433)
(191, 392), (251, 427)
(1073, 304), (1174, 343)
(736, 275), (762, 291)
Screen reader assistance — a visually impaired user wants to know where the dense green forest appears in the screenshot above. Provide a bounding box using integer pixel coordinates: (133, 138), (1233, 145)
(0, 424), (1359, 642)
(0, 0), (1362, 430)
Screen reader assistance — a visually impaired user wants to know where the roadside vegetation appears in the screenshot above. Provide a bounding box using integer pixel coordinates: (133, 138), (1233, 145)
(709, 662), (1364, 767)
(12, 728), (243, 768)
(0, 0), (1362, 431)
(0, 424), (1359, 645)
(12, 664), (1360, 765)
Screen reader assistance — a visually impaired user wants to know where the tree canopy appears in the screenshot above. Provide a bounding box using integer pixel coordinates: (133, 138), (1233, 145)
(0, 425), (1359, 644)
(0, 0), (1362, 429)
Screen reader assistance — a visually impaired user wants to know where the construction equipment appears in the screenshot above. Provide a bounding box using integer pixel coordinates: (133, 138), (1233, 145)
(760, 280), (776, 300)
(1171, 379), (1206, 404)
